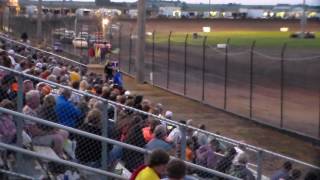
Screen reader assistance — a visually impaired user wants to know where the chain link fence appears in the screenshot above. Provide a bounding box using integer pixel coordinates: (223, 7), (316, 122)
(110, 22), (320, 141)
(0, 28), (319, 180)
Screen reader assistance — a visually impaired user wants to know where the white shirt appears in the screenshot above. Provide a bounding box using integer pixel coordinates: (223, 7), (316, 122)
(168, 127), (182, 144)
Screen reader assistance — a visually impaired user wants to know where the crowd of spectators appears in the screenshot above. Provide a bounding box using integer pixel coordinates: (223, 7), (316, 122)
(0, 38), (319, 180)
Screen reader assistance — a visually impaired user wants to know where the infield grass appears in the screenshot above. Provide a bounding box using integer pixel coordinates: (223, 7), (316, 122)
(148, 31), (320, 48)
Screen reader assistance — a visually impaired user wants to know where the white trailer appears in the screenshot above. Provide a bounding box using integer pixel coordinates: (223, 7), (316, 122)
(128, 9), (138, 18)
(246, 9), (265, 19)
(75, 8), (94, 17)
(158, 7), (181, 18)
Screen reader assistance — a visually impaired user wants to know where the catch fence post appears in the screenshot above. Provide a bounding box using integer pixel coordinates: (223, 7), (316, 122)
(152, 30), (155, 85)
(166, 31), (172, 89)
(223, 38), (230, 110)
(249, 41), (256, 120)
(184, 34), (189, 96)
(180, 125), (186, 160)
(202, 36), (208, 101)
(101, 101), (109, 174)
(280, 43), (287, 128)
(129, 31), (132, 73)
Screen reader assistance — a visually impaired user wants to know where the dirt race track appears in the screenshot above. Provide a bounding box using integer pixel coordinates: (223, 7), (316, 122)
(115, 19), (320, 140)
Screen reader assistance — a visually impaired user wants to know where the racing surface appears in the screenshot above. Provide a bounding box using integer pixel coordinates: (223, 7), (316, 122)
(115, 19), (320, 139)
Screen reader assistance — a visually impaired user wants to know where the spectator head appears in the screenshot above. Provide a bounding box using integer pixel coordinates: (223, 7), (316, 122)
(165, 111), (173, 119)
(23, 80), (34, 93)
(291, 169), (302, 180)
(186, 119), (193, 126)
(93, 101), (104, 112)
(47, 74), (57, 83)
(134, 95), (143, 105)
(43, 95), (56, 108)
(61, 88), (72, 100)
(154, 125), (167, 140)
(283, 161), (292, 172)
(94, 84), (102, 96)
(237, 153), (249, 165)
(116, 95), (126, 104)
(25, 90), (40, 109)
(166, 159), (186, 180)
(71, 81), (80, 90)
(79, 80), (89, 91)
(209, 139), (220, 150)
(155, 103), (163, 115)
(148, 149), (170, 176)
(226, 147), (237, 158)
(199, 124), (206, 130)
(149, 119), (161, 134)
(0, 99), (15, 110)
(86, 108), (102, 126)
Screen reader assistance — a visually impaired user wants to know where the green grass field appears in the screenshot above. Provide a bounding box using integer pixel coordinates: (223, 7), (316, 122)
(147, 31), (320, 48)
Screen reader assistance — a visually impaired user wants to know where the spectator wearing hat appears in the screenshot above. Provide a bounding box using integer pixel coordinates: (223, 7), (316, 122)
(146, 125), (174, 154)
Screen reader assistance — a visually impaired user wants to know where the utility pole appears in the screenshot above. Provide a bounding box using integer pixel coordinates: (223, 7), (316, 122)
(300, 0), (307, 37)
(36, 0), (42, 42)
(136, 0), (146, 84)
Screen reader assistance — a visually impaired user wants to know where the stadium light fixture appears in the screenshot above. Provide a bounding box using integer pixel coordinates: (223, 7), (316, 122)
(280, 27), (289, 32)
(203, 27), (211, 33)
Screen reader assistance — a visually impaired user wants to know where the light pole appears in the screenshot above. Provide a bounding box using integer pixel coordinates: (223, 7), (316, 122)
(136, 0), (146, 84)
(300, 0), (307, 37)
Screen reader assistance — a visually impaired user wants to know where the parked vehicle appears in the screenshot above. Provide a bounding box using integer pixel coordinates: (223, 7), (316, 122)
(72, 38), (88, 48)
(53, 42), (63, 52)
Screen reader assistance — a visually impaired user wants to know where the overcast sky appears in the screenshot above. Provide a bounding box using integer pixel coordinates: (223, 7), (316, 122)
(110, 0), (320, 5)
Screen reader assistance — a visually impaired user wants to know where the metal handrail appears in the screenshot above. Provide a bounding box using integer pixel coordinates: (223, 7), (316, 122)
(0, 64), (319, 171)
(0, 107), (241, 180)
(0, 168), (35, 180)
(0, 143), (127, 180)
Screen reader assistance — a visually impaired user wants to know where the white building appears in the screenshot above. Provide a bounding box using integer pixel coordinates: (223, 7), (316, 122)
(246, 9), (265, 19)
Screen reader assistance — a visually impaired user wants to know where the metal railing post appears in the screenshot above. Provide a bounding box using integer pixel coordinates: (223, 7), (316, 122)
(101, 101), (109, 172)
(224, 38), (230, 110)
(202, 36), (207, 101)
(256, 150), (263, 180)
(129, 32), (132, 74)
(180, 125), (186, 160)
(166, 31), (172, 89)
(249, 41), (256, 120)
(184, 34), (189, 96)
(15, 75), (24, 173)
(152, 30), (155, 85)
(280, 43), (287, 128)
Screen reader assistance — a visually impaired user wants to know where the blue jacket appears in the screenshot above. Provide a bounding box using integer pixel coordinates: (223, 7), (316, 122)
(55, 95), (81, 128)
(113, 71), (123, 87)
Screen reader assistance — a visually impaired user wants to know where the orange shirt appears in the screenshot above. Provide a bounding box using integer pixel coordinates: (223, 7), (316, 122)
(186, 147), (193, 161)
(142, 127), (154, 142)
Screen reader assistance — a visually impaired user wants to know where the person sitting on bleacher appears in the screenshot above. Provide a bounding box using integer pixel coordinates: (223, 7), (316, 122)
(0, 99), (16, 144)
(75, 108), (102, 167)
(146, 125), (175, 155)
(55, 88), (81, 128)
(229, 154), (255, 180)
(23, 90), (67, 158)
(130, 149), (170, 180)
